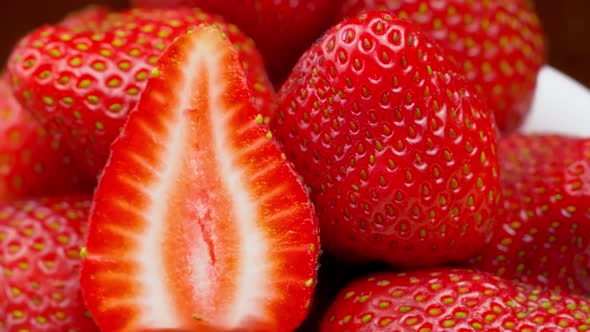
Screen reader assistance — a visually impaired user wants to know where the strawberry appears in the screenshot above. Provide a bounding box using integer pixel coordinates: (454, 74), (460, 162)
(8, 7), (274, 178)
(80, 26), (320, 331)
(296, 255), (392, 332)
(0, 195), (97, 332)
(131, 0), (339, 85)
(271, 11), (500, 267)
(469, 134), (590, 295)
(0, 74), (91, 201)
(320, 268), (590, 331)
(339, 0), (546, 132)
(58, 5), (110, 30)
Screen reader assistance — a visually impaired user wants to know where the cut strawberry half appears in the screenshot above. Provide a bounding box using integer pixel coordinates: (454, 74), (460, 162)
(80, 25), (320, 332)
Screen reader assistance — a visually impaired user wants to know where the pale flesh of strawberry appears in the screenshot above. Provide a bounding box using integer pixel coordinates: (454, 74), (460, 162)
(80, 26), (320, 332)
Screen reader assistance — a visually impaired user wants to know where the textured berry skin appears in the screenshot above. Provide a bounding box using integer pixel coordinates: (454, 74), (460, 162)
(0, 74), (91, 200)
(80, 26), (319, 332)
(7, 8), (274, 178)
(339, 0), (546, 132)
(470, 135), (590, 295)
(0, 196), (97, 332)
(131, 0), (339, 85)
(272, 11), (500, 267)
(58, 5), (110, 30)
(321, 268), (590, 332)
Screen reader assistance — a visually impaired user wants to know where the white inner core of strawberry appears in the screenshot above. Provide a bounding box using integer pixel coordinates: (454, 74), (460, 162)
(134, 33), (269, 327)
(209, 77), (268, 325)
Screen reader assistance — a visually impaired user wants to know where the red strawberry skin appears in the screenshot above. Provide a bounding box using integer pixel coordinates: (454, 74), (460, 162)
(8, 8), (274, 178)
(470, 135), (590, 295)
(131, 0), (339, 85)
(58, 5), (110, 30)
(339, 0), (546, 132)
(0, 195), (97, 332)
(321, 268), (590, 331)
(80, 26), (320, 332)
(0, 74), (91, 201)
(271, 11), (500, 267)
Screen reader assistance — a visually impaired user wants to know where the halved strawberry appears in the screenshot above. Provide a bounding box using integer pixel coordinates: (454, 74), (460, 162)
(58, 5), (110, 30)
(80, 26), (320, 331)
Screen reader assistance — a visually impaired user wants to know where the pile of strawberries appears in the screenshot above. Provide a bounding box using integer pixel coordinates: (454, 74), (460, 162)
(1, 1), (589, 331)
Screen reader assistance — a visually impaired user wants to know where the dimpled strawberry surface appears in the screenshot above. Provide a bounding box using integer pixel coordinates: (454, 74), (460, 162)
(272, 11), (501, 268)
(469, 134), (590, 295)
(80, 26), (320, 332)
(7, 7), (274, 179)
(1, 2), (589, 332)
(339, 0), (546, 133)
(0, 195), (97, 331)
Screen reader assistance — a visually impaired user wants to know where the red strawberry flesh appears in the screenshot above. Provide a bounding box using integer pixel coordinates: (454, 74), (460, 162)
(80, 26), (319, 332)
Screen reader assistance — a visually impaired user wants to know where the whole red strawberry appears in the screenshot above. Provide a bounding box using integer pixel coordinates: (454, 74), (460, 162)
(470, 134), (590, 295)
(0, 74), (91, 201)
(0, 195), (97, 332)
(339, 0), (546, 132)
(81, 26), (319, 331)
(131, 0), (339, 85)
(8, 7), (274, 178)
(321, 268), (590, 331)
(272, 11), (500, 267)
